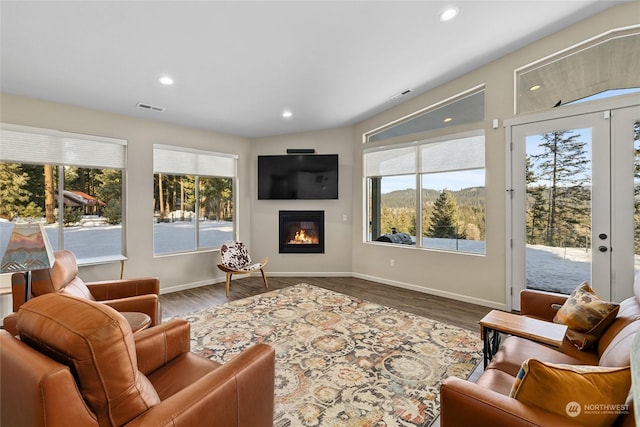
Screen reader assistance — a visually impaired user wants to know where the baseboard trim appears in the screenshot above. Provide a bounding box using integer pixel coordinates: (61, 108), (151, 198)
(351, 272), (506, 310)
(160, 278), (225, 295)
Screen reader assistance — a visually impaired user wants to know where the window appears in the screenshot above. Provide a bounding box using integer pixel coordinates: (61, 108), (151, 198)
(365, 133), (485, 254)
(0, 124), (126, 263)
(517, 29), (640, 114)
(153, 145), (237, 255)
(367, 89), (484, 143)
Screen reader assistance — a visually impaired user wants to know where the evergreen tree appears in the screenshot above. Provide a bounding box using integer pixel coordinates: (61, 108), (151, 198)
(95, 169), (123, 224)
(428, 190), (460, 238)
(0, 163), (31, 220)
(526, 155), (548, 243)
(528, 189), (547, 243)
(529, 130), (589, 246)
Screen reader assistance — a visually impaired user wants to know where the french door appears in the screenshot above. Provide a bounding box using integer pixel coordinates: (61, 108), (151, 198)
(508, 102), (640, 311)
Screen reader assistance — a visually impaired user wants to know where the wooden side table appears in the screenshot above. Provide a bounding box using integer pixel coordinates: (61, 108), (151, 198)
(479, 310), (567, 368)
(121, 312), (152, 333)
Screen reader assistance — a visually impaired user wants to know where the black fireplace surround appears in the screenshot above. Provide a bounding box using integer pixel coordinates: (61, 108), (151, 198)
(279, 210), (324, 254)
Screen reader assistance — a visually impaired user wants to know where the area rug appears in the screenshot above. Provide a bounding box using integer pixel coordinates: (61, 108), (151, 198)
(179, 283), (483, 427)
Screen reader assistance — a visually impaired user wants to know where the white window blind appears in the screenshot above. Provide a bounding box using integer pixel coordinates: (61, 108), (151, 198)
(364, 146), (416, 177)
(0, 123), (126, 169)
(153, 144), (237, 178)
(419, 135), (485, 174)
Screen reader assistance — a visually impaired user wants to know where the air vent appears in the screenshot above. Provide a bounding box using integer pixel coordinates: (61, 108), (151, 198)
(136, 102), (165, 112)
(390, 89), (412, 100)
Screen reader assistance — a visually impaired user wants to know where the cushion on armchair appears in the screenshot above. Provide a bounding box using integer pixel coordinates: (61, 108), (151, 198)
(509, 359), (630, 427)
(553, 282), (619, 350)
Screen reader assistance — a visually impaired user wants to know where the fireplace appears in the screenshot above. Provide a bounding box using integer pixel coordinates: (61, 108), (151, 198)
(279, 210), (324, 254)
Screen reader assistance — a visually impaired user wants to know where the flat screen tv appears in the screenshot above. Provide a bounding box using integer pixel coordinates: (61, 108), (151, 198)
(258, 154), (339, 200)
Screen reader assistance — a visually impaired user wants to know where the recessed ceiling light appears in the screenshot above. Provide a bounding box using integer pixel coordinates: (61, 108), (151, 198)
(282, 110), (293, 118)
(529, 84), (542, 91)
(159, 76), (174, 85)
(440, 7), (458, 22)
(443, 117), (453, 123)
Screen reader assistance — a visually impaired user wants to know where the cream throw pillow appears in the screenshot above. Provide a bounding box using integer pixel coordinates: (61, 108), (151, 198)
(553, 281), (619, 350)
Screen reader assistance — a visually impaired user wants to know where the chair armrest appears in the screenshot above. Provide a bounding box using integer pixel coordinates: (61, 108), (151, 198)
(520, 289), (568, 321)
(134, 320), (191, 376)
(126, 343), (275, 427)
(1, 331), (98, 427)
(3, 312), (18, 336)
(87, 277), (160, 300)
(440, 377), (583, 427)
(101, 294), (161, 326)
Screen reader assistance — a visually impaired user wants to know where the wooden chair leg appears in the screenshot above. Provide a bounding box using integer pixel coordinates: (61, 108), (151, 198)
(260, 268), (269, 289)
(226, 272), (232, 297)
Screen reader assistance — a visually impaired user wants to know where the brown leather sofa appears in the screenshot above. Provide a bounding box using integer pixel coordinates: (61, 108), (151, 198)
(440, 279), (639, 427)
(0, 293), (276, 427)
(3, 250), (161, 336)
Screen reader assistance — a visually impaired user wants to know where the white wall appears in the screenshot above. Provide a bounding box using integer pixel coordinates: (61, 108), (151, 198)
(249, 127), (354, 275)
(350, 3), (639, 309)
(0, 93), (251, 294)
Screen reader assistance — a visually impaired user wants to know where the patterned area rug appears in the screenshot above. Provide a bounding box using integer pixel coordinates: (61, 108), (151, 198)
(180, 283), (483, 427)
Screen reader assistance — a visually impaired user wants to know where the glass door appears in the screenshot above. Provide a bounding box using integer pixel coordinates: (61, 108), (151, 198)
(510, 106), (640, 310)
(510, 112), (611, 310)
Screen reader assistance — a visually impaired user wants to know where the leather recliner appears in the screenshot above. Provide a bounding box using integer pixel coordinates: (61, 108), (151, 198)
(3, 250), (161, 336)
(0, 293), (276, 426)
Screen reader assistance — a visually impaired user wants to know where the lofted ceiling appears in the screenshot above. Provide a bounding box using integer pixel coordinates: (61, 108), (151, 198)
(0, 1), (625, 138)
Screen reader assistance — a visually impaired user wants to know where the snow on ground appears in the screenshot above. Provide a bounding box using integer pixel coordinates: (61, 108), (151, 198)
(526, 244), (640, 294)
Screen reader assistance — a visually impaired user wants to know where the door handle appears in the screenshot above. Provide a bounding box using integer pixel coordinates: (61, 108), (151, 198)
(598, 233), (608, 240)
(598, 246), (608, 253)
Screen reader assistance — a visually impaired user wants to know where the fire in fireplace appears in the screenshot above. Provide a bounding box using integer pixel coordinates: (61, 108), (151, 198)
(279, 210), (324, 253)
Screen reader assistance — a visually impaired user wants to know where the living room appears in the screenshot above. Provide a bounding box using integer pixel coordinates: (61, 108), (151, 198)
(2, 2), (638, 315)
(1, 2), (639, 426)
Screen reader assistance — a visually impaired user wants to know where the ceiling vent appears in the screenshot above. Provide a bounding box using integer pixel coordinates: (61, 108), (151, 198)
(390, 89), (412, 100)
(136, 102), (165, 112)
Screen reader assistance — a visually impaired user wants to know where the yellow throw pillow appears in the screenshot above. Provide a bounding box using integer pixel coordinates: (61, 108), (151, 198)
(553, 281), (619, 350)
(509, 359), (631, 427)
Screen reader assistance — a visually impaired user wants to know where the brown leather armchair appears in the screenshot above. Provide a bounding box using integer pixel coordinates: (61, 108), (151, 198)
(440, 282), (639, 427)
(1, 293), (276, 427)
(3, 250), (160, 336)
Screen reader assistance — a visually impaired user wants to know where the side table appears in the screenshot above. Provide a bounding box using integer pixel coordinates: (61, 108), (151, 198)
(479, 310), (567, 368)
(121, 311), (152, 333)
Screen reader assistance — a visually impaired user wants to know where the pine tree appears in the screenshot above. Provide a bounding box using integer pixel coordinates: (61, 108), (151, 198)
(0, 163), (31, 220)
(530, 130), (589, 246)
(428, 190), (460, 238)
(526, 155), (548, 244)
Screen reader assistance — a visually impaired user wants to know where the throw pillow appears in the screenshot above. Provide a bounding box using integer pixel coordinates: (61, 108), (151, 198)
(553, 281), (619, 350)
(510, 359), (631, 427)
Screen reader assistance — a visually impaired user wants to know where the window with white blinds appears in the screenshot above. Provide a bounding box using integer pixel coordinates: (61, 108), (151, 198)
(153, 144), (236, 177)
(364, 131), (486, 254)
(0, 123), (127, 264)
(152, 145), (237, 255)
(1, 124), (126, 168)
(364, 145), (416, 177)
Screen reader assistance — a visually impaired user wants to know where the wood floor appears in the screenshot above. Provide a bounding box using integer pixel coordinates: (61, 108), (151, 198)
(160, 276), (492, 332)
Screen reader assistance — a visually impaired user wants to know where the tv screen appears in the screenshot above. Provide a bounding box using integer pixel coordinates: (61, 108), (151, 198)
(258, 154), (338, 200)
